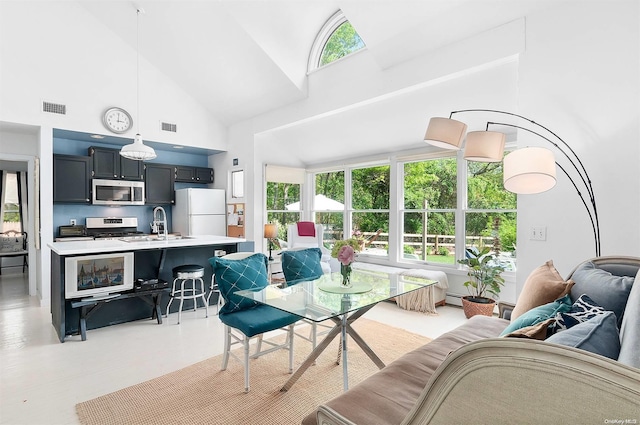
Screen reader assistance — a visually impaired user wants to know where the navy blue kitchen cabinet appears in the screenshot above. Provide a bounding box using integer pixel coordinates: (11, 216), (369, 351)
(89, 147), (144, 181)
(53, 154), (91, 204)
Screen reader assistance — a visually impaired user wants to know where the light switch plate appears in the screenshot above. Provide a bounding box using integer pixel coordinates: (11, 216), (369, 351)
(530, 226), (547, 241)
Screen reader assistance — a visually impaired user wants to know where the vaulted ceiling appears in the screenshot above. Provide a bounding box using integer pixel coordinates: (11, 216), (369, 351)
(80, 1), (546, 129)
(66, 1), (563, 166)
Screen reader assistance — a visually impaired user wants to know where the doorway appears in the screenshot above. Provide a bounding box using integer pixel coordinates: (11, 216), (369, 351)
(0, 156), (36, 300)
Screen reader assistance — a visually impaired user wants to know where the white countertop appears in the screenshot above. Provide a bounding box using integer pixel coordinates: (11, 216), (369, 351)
(48, 235), (247, 255)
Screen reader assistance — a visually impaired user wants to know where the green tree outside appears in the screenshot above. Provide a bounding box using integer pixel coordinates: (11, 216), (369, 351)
(319, 21), (365, 66)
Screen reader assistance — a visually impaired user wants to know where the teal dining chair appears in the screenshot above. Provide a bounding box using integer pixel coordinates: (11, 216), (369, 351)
(281, 248), (333, 350)
(210, 252), (301, 393)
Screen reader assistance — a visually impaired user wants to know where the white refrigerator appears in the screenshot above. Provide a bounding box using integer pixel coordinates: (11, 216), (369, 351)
(172, 188), (227, 236)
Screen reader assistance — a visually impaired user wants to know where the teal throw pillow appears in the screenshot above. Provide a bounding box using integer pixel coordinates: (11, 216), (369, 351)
(500, 295), (572, 336)
(570, 261), (634, 327)
(546, 311), (621, 360)
(281, 248), (324, 284)
(209, 253), (269, 315)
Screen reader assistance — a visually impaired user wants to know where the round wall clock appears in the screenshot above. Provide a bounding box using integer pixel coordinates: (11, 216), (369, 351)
(102, 107), (133, 134)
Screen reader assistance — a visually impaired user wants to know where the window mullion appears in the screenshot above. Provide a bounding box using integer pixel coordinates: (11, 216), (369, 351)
(455, 150), (467, 265)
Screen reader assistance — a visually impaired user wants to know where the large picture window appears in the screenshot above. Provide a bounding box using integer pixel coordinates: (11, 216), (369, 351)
(351, 165), (389, 257)
(315, 170), (345, 246)
(466, 157), (517, 270)
(279, 150), (517, 272)
(402, 157), (457, 265)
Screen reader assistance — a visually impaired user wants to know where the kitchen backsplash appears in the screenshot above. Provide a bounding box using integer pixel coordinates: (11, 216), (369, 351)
(53, 204), (173, 237)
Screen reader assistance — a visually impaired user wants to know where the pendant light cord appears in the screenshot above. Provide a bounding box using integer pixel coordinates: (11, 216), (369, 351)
(136, 8), (141, 135)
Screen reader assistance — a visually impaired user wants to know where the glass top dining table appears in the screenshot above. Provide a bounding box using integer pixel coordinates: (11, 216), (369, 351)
(236, 267), (435, 391)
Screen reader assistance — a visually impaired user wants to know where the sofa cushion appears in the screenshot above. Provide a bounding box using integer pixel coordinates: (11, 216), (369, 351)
(500, 295), (572, 337)
(570, 261), (634, 327)
(301, 315), (509, 425)
(618, 269), (640, 368)
(209, 253), (269, 315)
(511, 260), (574, 321)
(545, 311), (620, 360)
(281, 248), (324, 283)
(550, 294), (608, 334)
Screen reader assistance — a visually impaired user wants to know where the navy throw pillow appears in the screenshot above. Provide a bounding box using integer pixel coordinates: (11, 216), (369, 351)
(549, 294), (609, 334)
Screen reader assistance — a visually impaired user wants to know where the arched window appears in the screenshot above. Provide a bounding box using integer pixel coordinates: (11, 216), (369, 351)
(308, 10), (365, 71)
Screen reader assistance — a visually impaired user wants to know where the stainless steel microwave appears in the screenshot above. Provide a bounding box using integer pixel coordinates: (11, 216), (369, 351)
(92, 179), (145, 205)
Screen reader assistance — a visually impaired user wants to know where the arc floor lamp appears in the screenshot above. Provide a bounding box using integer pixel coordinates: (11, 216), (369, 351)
(424, 109), (600, 257)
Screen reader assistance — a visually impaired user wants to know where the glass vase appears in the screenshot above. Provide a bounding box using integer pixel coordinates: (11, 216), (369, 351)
(340, 263), (352, 288)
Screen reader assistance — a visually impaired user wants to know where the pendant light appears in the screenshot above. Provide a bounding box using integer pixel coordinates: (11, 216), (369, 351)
(120, 7), (156, 161)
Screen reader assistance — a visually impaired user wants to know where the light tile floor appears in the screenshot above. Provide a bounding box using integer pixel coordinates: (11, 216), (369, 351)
(0, 269), (466, 425)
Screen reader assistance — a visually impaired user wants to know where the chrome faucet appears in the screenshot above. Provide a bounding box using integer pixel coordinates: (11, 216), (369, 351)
(151, 206), (168, 240)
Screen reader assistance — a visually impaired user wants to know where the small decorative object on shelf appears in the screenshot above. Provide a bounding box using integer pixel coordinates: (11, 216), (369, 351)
(337, 245), (356, 287)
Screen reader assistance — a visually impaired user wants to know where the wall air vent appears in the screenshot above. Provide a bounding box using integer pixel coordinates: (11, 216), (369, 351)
(42, 101), (66, 115)
(161, 122), (177, 132)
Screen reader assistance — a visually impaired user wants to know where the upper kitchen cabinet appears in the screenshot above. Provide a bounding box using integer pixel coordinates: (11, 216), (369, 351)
(145, 163), (175, 205)
(53, 154), (91, 203)
(195, 167), (214, 183)
(89, 147), (144, 181)
(174, 166), (214, 184)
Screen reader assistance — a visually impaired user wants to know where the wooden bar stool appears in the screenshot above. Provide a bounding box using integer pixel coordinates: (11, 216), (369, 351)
(166, 264), (208, 324)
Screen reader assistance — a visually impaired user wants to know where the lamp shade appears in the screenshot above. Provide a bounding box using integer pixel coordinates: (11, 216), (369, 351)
(424, 117), (467, 150)
(120, 134), (157, 160)
(503, 147), (556, 194)
(463, 131), (505, 162)
(264, 223), (277, 239)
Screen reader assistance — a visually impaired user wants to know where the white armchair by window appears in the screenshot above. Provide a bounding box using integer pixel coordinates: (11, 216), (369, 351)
(286, 223), (331, 274)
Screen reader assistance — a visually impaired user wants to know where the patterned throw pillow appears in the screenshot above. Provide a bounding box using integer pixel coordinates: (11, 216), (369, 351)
(281, 248), (324, 284)
(549, 294), (609, 334)
(209, 253), (269, 315)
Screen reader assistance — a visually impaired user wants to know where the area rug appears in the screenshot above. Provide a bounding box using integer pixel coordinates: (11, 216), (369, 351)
(76, 318), (431, 425)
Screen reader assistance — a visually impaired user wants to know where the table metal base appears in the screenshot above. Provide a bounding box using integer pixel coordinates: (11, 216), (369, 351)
(280, 304), (385, 392)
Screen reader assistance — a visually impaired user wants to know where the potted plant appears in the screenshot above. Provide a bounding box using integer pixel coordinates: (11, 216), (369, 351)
(457, 246), (505, 318)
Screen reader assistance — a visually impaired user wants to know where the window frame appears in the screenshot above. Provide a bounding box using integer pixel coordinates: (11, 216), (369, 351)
(275, 149), (517, 275)
(307, 10), (365, 72)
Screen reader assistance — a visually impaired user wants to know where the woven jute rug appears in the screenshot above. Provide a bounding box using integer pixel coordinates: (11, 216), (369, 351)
(76, 318), (431, 425)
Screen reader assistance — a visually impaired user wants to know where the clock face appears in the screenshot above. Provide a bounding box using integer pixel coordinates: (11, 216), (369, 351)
(103, 107), (133, 134)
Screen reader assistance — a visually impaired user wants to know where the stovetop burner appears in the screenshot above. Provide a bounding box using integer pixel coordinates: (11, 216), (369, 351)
(86, 217), (143, 239)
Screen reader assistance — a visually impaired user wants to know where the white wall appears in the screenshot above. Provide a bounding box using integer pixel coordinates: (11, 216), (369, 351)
(516, 1), (640, 282)
(224, 1), (639, 301)
(0, 1), (226, 151)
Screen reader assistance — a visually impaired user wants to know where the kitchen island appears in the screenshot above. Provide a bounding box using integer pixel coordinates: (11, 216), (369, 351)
(49, 235), (252, 342)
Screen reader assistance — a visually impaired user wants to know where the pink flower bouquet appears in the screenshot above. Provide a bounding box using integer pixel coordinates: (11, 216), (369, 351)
(337, 245), (356, 266)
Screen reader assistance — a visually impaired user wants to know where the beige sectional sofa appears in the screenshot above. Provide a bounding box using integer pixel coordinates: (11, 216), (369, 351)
(303, 256), (640, 425)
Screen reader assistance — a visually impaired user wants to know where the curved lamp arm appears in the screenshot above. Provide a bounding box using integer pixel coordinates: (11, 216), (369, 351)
(447, 109), (600, 257)
(486, 121), (600, 257)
